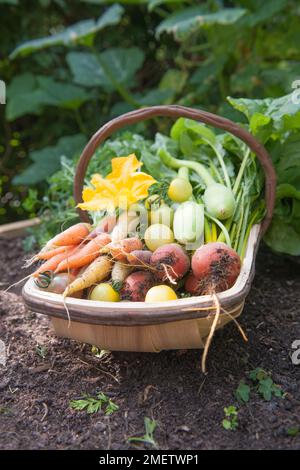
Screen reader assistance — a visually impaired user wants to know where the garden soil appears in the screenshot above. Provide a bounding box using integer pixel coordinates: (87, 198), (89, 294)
(0, 237), (299, 450)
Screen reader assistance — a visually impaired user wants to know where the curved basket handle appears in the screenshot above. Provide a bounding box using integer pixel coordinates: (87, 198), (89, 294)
(74, 105), (276, 233)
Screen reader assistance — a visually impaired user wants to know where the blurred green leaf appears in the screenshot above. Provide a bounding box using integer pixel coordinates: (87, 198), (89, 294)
(10, 4), (124, 58)
(6, 73), (91, 120)
(159, 69), (187, 99)
(13, 134), (87, 185)
(228, 92), (300, 132)
(67, 47), (144, 90)
(239, 0), (288, 27)
(81, 0), (144, 3)
(156, 6), (247, 39)
(0, 0), (18, 4)
(148, 0), (184, 11)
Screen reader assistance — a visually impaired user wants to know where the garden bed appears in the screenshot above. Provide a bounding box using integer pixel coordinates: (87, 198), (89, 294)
(0, 237), (299, 450)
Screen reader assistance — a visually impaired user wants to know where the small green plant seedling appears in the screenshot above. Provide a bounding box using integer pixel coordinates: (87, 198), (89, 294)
(36, 345), (48, 359)
(249, 368), (285, 401)
(70, 392), (118, 415)
(128, 417), (158, 448)
(235, 380), (250, 403)
(286, 426), (299, 437)
(91, 346), (110, 359)
(222, 406), (238, 431)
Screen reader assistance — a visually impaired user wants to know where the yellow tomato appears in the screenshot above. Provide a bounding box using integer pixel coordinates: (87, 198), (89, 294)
(145, 285), (178, 302)
(168, 178), (193, 202)
(144, 223), (174, 251)
(89, 283), (120, 302)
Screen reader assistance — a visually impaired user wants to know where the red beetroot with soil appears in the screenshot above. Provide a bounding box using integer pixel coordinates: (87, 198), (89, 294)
(185, 273), (202, 296)
(121, 271), (156, 302)
(150, 243), (190, 283)
(191, 242), (241, 294)
(126, 250), (152, 267)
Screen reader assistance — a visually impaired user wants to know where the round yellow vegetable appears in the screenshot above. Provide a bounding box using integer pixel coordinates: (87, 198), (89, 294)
(144, 223), (174, 251)
(89, 283), (120, 302)
(145, 285), (178, 302)
(168, 177), (193, 202)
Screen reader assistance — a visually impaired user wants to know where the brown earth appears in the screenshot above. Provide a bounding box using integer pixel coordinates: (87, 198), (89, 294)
(0, 237), (299, 450)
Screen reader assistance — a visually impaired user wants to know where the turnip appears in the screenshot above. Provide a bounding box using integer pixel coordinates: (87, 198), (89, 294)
(150, 243), (190, 283)
(191, 242), (241, 293)
(121, 271), (156, 302)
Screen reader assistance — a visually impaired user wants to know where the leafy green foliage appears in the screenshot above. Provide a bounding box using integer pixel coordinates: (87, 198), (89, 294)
(67, 47), (144, 90)
(6, 74), (91, 120)
(156, 6), (247, 40)
(228, 92), (300, 255)
(70, 392), (119, 415)
(235, 380), (250, 403)
(249, 368), (285, 401)
(13, 134), (87, 185)
(222, 406), (238, 431)
(128, 417), (158, 448)
(10, 4), (124, 58)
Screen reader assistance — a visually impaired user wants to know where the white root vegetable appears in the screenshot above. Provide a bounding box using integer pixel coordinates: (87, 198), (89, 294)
(63, 256), (112, 297)
(111, 261), (133, 284)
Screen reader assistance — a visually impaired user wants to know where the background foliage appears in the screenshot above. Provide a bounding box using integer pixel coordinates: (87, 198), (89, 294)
(1, 0), (300, 253)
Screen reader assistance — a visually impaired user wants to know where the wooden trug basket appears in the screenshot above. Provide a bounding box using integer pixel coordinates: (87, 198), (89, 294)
(23, 106), (276, 352)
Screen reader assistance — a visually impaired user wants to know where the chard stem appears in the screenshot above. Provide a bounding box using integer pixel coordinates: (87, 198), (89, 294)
(205, 212), (231, 247)
(233, 148), (250, 196)
(204, 217), (212, 243)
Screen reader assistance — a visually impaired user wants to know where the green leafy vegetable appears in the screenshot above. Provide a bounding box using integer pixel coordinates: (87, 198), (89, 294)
(228, 92), (300, 255)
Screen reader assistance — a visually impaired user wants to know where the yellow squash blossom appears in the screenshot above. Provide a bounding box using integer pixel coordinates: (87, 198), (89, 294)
(78, 154), (156, 212)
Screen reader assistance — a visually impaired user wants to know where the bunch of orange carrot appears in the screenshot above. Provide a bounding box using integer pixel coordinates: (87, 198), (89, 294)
(31, 218), (144, 298)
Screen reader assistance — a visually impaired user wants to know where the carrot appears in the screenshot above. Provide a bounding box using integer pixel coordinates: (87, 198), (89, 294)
(32, 246), (76, 277)
(37, 245), (77, 261)
(55, 233), (111, 272)
(63, 256), (112, 297)
(101, 237), (143, 261)
(48, 223), (91, 247)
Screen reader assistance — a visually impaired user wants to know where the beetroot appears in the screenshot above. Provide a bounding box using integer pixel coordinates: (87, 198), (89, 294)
(126, 250), (152, 267)
(121, 271), (156, 302)
(184, 273), (202, 296)
(191, 242), (241, 293)
(150, 243), (190, 283)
